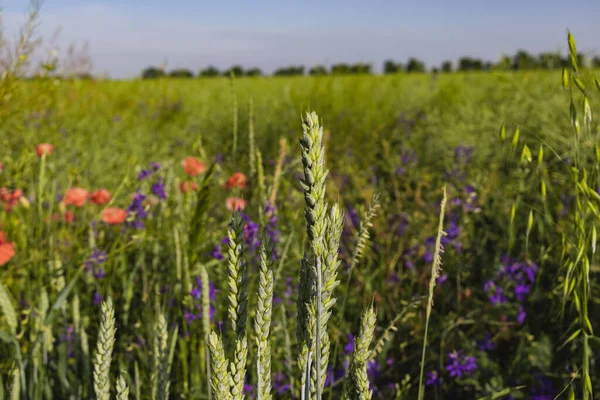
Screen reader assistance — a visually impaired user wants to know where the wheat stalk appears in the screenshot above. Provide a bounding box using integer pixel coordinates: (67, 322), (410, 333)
(116, 373), (129, 400)
(342, 307), (377, 400)
(255, 234), (275, 400)
(94, 297), (116, 400)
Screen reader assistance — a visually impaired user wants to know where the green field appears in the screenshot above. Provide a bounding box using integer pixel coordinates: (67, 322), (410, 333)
(1, 35), (600, 399)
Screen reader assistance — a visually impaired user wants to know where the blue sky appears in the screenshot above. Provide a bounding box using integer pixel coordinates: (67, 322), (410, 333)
(3, 0), (600, 78)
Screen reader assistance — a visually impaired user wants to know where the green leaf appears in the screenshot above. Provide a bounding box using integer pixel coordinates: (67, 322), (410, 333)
(558, 328), (581, 351)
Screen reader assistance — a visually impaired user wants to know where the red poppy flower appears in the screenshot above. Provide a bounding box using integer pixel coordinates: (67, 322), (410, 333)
(36, 143), (54, 157)
(90, 189), (111, 205)
(225, 172), (247, 190)
(226, 197), (247, 211)
(102, 207), (127, 225)
(0, 188), (22, 212)
(179, 181), (198, 193)
(63, 211), (75, 223)
(181, 157), (206, 177)
(64, 188), (89, 207)
(0, 231), (15, 266)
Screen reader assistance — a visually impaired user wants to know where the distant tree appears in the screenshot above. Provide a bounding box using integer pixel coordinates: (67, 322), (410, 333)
(431, 67), (439, 74)
(350, 63), (371, 74)
(309, 65), (328, 75)
(224, 65), (244, 77)
(538, 52), (562, 69)
(513, 50), (538, 70)
(274, 65), (304, 76)
(458, 57), (484, 71)
(383, 59), (399, 74)
(74, 73), (93, 80)
(199, 66), (220, 77)
(141, 66), (165, 79)
(246, 67), (263, 77)
(441, 61), (453, 73)
(405, 58), (425, 73)
(331, 63), (351, 74)
(593, 56), (600, 68)
(494, 55), (513, 71)
(169, 68), (194, 78)
(577, 53), (592, 69)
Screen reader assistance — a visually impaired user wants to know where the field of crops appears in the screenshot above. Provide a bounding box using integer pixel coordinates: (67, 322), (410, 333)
(1, 26), (600, 399)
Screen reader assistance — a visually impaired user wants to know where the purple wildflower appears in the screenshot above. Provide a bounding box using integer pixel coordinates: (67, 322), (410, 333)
(446, 350), (477, 378)
(85, 248), (108, 280)
(273, 372), (292, 394)
(426, 370), (442, 387)
(344, 334), (355, 355)
(517, 305), (526, 325)
(477, 332), (496, 352)
(137, 169), (152, 181)
(489, 286), (507, 305)
(152, 177), (167, 200)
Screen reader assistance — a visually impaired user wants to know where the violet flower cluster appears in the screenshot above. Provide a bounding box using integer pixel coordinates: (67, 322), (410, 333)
(184, 275), (217, 325)
(84, 248), (107, 280)
(484, 256), (538, 325)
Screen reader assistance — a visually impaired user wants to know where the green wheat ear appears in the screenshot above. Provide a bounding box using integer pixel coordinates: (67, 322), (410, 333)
(153, 312), (170, 400)
(297, 111), (330, 399)
(116, 373), (129, 400)
(208, 331), (233, 400)
(343, 307), (377, 400)
(94, 297), (117, 400)
(255, 233), (276, 400)
(226, 212), (249, 400)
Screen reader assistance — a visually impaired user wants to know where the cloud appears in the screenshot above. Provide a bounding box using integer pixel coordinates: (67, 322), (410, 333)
(3, 3), (599, 78)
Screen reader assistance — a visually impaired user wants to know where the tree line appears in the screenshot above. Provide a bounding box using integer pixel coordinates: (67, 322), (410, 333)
(141, 50), (600, 79)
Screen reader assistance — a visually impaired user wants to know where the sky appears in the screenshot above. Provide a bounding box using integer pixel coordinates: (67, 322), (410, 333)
(3, 0), (600, 78)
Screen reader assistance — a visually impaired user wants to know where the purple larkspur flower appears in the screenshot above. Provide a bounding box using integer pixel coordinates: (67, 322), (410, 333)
(85, 248), (108, 280)
(530, 375), (554, 400)
(386, 273), (401, 284)
(489, 286), (507, 305)
(454, 145), (474, 164)
(126, 191), (148, 229)
(446, 350), (477, 378)
(150, 162), (161, 171)
(426, 370), (442, 387)
(436, 273), (448, 285)
(152, 177), (167, 200)
(344, 334), (354, 355)
(517, 305), (526, 325)
(137, 169), (152, 181)
(477, 332), (496, 352)
(93, 291), (103, 305)
(514, 284), (531, 302)
(211, 245), (224, 260)
(273, 372), (291, 394)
